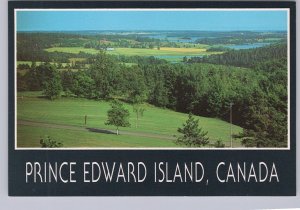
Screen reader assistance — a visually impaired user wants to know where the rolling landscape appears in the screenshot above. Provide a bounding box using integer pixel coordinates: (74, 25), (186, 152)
(16, 11), (288, 148)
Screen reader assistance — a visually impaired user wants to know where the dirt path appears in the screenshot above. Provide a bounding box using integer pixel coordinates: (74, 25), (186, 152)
(18, 120), (175, 141)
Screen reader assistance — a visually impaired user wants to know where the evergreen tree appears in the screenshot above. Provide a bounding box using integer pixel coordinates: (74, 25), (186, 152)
(240, 90), (287, 147)
(175, 113), (209, 147)
(214, 139), (225, 148)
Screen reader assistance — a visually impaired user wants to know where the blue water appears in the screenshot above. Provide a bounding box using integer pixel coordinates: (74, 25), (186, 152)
(226, 42), (270, 50)
(144, 34), (271, 48)
(143, 34), (201, 43)
(142, 34), (272, 62)
(152, 42), (270, 62)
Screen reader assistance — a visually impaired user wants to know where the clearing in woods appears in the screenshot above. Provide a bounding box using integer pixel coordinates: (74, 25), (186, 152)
(17, 91), (243, 148)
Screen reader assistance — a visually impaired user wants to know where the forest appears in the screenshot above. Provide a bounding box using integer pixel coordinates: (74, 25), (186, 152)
(16, 31), (288, 148)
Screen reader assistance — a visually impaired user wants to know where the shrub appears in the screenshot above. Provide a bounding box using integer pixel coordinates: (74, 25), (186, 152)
(40, 136), (63, 148)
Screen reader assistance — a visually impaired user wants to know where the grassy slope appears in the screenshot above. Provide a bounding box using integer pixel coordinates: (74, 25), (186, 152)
(18, 125), (178, 148)
(17, 92), (242, 148)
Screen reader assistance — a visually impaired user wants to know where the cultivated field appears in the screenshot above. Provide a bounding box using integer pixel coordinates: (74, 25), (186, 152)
(45, 47), (100, 54)
(44, 47), (222, 57)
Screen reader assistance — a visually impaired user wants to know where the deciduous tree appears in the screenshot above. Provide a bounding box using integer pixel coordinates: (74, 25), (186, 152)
(105, 100), (131, 135)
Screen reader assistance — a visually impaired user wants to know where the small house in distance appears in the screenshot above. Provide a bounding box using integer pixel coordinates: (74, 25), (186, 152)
(106, 47), (115, 51)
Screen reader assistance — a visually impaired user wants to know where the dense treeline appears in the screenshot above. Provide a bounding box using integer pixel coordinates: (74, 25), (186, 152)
(17, 44), (288, 147)
(17, 32), (166, 63)
(187, 43), (287, 68)
(195, 31), (286, 45)
(17, 32), (163, 61)
(17, 33), (86, 61)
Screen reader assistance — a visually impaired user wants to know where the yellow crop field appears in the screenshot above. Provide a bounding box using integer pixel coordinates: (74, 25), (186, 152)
(159, 47), (206, 53)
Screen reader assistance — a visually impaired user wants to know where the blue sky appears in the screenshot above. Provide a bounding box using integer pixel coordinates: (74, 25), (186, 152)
(17, 10), (288, 31)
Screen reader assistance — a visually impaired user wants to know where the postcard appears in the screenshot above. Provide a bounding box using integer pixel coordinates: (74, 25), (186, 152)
(8, 1), (296, 196)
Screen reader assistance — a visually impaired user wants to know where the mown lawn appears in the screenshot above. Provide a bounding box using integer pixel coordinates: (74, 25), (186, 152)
(17, 125), (178, 148)
(17, 91), (242, 148)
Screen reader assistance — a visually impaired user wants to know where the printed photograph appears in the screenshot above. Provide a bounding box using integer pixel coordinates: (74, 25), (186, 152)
(15, 9), (289, 149)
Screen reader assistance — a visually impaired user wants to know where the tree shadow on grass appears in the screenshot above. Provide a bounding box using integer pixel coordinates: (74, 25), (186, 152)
(86, 127), (116, 135)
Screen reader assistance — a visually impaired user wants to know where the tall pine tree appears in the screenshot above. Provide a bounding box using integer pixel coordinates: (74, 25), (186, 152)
(175, 113), (209, 147)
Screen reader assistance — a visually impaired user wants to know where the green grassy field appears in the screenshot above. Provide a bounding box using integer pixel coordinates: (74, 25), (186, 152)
(45, 47), (100, 54)
(18, 125), (178, 148)
(44, 46), (223, 62)
(17, 91), (242, 148)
